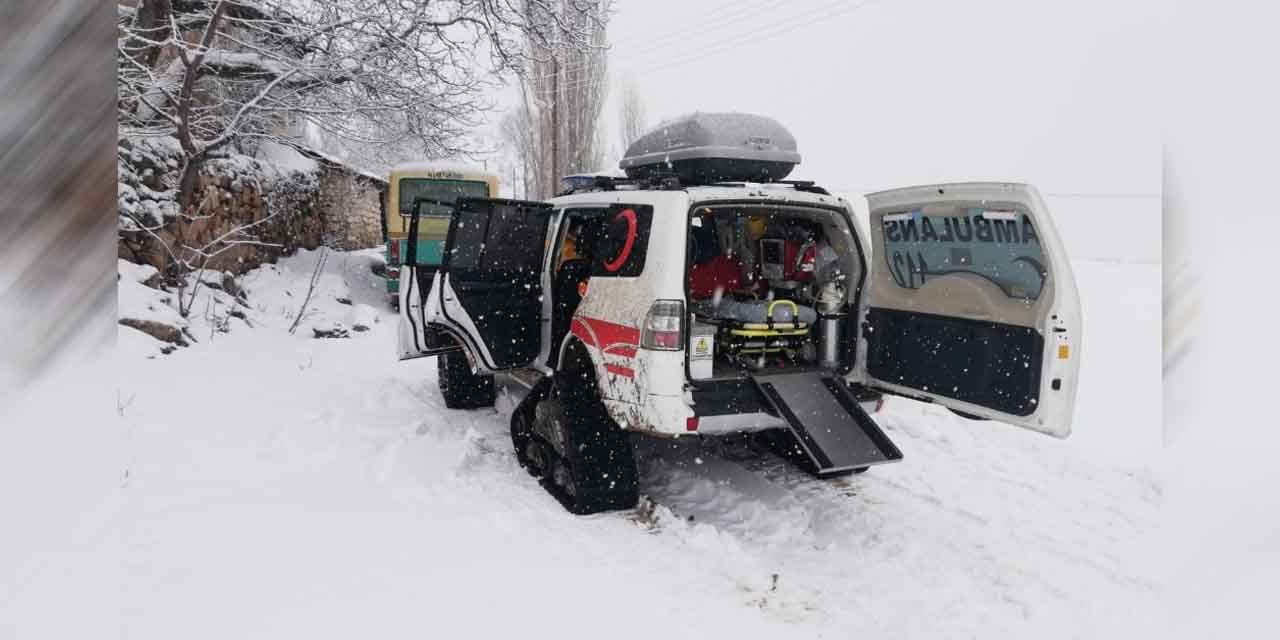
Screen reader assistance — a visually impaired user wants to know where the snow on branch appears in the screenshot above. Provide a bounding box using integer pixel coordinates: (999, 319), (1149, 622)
(118, 0), (609, 190)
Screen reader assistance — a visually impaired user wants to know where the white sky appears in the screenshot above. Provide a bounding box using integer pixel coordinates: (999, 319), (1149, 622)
(490, 0), (1164, 262)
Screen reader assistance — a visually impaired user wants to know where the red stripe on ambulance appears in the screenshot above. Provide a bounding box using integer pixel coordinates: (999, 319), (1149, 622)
(571, 316), (641, 359)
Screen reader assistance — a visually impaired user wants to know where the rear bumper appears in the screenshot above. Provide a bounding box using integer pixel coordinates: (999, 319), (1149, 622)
(604, 394), (691, 437)
(690, 378), (883, 435)
(609, 378), (883, 437)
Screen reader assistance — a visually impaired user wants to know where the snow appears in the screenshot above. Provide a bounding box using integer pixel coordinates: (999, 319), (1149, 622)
(116, 263), (185, 330)
(1063, 260), (1161, 465)
(256, 140), (320, 175)
(1, 252), (1160, 638)
(204, 50), (290, 78)
(117, 320), (169, 355)
(294, 144), (384, 183)
(347, 302), (380, 331)
(117, 259), (159, 285)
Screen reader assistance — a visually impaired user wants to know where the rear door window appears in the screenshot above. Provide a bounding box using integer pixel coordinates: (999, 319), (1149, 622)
(480, 203), (547, 276)
(590, 204), (654, 278)
(445, 206), (487, 270)
(880, 206), (1046, 300)
(446, 199), (548, 278)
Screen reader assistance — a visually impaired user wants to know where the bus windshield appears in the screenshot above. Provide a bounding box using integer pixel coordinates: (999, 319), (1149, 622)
(397, 178), (490, 216)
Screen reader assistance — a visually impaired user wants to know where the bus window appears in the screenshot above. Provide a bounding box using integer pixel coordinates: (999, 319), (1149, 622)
(397, 179), (489, 216)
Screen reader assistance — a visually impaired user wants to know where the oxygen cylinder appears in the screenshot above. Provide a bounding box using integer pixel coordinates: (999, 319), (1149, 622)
(816, 281), (846, 368)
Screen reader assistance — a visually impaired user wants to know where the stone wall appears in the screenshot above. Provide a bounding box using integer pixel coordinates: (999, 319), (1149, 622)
(118, 136), (387, 276)
(316, 161), (386, 251)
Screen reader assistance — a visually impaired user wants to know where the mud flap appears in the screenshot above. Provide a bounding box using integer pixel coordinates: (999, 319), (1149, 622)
(752, 372), (903, 478)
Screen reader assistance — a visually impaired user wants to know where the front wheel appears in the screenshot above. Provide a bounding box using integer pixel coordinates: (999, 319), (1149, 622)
(437, 351), (495, 409)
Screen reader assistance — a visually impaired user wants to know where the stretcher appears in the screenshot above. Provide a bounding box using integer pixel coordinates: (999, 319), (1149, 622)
(694, 299), (815, 366)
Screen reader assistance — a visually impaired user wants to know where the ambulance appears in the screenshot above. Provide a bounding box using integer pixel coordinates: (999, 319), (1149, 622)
(397, 113), (1082, 515)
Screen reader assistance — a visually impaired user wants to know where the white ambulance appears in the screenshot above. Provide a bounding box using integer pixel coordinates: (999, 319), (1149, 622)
(398, 113), (1081, 515)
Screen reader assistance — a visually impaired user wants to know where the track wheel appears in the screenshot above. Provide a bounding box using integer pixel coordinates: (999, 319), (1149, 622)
(530, 372), (639, 515)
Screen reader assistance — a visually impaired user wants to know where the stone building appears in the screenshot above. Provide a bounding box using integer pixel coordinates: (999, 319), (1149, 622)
(305, 149), (388, 252)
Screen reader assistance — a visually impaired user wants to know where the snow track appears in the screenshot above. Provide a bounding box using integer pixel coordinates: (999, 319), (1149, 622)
(1, 250), (1161, 638)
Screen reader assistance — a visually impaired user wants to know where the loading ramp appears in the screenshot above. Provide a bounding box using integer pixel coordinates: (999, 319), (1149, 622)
(752, 371), (904, 478)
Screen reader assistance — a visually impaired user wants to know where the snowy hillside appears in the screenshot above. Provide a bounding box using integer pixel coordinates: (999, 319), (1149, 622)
(1, 250), (1161, 638)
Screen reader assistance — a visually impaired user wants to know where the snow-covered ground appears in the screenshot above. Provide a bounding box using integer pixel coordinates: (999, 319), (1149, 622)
(1, 249), (1162, 638)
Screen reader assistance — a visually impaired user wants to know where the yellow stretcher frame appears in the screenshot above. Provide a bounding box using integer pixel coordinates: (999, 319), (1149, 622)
(719, 300), (811, 355)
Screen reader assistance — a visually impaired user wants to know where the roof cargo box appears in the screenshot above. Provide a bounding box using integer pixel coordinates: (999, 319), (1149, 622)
(619, 112), (800, 184)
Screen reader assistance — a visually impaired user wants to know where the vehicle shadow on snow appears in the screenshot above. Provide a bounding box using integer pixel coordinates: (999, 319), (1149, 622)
(630, 433), (880, 548)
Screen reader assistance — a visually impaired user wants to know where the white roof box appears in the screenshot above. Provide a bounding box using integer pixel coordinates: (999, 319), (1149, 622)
(619, 112), (800, 184)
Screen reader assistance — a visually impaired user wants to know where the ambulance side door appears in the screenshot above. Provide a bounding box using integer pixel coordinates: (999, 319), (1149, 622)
(398, 197), (553, 371)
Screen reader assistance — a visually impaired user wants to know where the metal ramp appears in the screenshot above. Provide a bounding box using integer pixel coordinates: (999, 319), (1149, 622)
(753, 371), (903, 478)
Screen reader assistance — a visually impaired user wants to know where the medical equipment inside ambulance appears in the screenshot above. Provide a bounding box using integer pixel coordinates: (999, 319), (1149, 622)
(689, 209), (848, 376)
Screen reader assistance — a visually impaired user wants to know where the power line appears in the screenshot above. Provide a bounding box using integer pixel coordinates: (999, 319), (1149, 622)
(608, 0), (782, 50)
(544, 0), (879, 95)
(525, 0), (798, 83)
(532, 0), (864, 84)
(634, 0), (879, 79)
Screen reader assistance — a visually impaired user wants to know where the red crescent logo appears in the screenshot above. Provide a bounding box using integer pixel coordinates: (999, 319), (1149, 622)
(602, 208), (638, 273)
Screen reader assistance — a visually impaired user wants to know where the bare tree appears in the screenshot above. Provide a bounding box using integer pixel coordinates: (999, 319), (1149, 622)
(116, 0), (607, 311)
(503, 0), (611, 198)
(617, 74), (646, 152)
(288, 247), (328, 335)
(117, 0), (606, 209)
(499, 107), (539, 200)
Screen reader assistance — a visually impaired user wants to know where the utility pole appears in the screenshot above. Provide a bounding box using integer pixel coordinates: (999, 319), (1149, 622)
(550, 55), (559, 198)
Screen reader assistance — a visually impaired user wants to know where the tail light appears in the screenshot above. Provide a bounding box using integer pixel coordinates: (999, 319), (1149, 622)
(389, 239), (401, 265)
(641, 299), (684, 350)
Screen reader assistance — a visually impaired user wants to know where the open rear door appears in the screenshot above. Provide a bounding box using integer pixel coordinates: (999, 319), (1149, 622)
(396, 196), (459, 361)
(398, 197), (553, 372)
(856, 183), (1081, 437)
